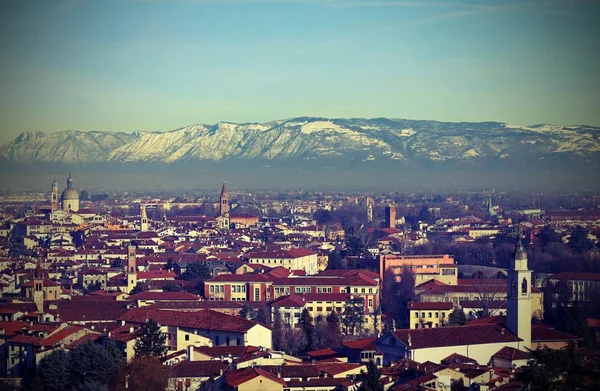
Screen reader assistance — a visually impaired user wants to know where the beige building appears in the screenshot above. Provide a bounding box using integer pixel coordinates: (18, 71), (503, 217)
(408, 302), (454, 329)
(245, 248), (319, 275)
(379, 254), (458, 286)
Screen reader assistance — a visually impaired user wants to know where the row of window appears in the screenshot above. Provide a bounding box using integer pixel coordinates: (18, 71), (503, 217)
(414, 311), (447, 319)
(209, 285), (225, 293)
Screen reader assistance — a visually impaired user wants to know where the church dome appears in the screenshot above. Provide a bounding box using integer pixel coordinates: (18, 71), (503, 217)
(61, 173), (79, 201)
(61, 188), (79, 201)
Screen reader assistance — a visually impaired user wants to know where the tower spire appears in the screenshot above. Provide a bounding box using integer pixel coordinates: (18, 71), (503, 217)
(219, 181), (229, 216)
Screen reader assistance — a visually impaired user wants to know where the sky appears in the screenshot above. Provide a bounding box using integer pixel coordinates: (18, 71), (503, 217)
(0, 0), (599, 144)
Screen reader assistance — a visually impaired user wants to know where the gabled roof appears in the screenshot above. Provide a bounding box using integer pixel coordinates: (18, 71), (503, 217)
(378, 324), (521, 350)
(342, 337), (377, 350)
(440, 353), (479, 366)
(225, 367), (287, 387)
(492, 346), (529, 361)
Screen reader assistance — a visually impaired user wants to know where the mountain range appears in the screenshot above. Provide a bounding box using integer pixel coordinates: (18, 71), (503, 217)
(1, 117), (599, 190)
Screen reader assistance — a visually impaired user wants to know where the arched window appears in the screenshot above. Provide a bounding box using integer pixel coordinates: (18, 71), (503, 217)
(522, 278), (528, 294)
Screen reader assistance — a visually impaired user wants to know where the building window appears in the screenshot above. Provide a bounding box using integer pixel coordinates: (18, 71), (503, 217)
(254, 287), (260, 301)
(226, 337), (230, 345)
(236, 338), (241, 345)
(185, 335), (189, 341)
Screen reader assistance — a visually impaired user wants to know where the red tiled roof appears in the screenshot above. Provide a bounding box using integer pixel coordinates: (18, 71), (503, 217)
(225, 367), (287, 387)
(491, 346), (529, 361)
(285, 378), (354, 387)
(118, 308), (261, 333)
(55, 300), (132, 322)
(271, 294), (306, 308)
(342, 337), (377, 350)
(193, 345), (259, 358)
(0, 321), (29, 335)
(171, 360), (229, 378)
(245, 248), (317, 259)
(137, 270), (176, 279)
(550, 272), (600, 282)
(306, 348), (339, 358)
(532, 323), (581, 342)
(388, 324), (521, 349)
(261, 365), (321, 379)
(128, 292), (200, 301)
(390, 374), (438, 391)
(9, 334), (43, 346)
(315, 362), (364, 376)
(408, 302), (454, 310)
(440, 353), (479, 366)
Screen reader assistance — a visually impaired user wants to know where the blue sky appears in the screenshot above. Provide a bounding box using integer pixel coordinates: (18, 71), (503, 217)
(0, 0), (599, 143)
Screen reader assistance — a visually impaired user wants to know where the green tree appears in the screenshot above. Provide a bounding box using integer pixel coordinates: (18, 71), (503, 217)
(181, 262), (211, 281)
(395, 267), (416, 328)
(327, 250), (344, 270)
(79, 190), (90, 201)
(299, 308), (315, 352)
(357, 360), (383, 391)
(239, 304), (257, 320)
(134, 319), (167, 359)
(272, 309), (283, 351)
(68, 341), (121, 388)
(570, 225), (593, 253)
(326, 311), (342, 347)
(518, 342), (588, 390)
(162, 284), (182, 292)
(35, 349), (70, 391)
(343, 297), (365, 335)
(448, 307), (467, 326)
(113, 356), (169, 391)
(255, 305), (271, 326)
(417, 205), (431, 224)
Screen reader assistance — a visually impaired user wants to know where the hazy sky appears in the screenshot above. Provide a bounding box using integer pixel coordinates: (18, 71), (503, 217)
(0, 0), (598, 144)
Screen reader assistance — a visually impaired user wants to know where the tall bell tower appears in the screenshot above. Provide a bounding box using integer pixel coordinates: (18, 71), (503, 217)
(140, 204), (149, 232)
(507, 225), (532, 349)
(126, 245), (138, 293)
(219, 182), (229, 216)
(50, 178), (59, 212)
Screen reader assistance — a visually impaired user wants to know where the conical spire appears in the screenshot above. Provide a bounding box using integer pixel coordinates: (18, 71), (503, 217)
(220, 181), (227, 196)
(512, 225), (528, 269)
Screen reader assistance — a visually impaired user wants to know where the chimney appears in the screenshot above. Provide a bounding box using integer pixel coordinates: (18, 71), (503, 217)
(277, 371), (281, 378)
(501, 328), (505, 335)
(129, 326), (134, 333)
(187, 345), (194, 361)
(219, 369), (224, 376)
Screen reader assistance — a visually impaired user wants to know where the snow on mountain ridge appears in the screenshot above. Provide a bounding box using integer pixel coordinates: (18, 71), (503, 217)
(3, 118), (600, 164)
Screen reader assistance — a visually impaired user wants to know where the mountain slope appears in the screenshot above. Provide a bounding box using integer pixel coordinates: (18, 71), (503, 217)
(1, 130), (138, 163)
(2, 118), (600, 164)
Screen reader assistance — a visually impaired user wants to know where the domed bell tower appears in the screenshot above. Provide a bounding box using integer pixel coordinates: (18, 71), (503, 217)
(507, 225), (532, 350)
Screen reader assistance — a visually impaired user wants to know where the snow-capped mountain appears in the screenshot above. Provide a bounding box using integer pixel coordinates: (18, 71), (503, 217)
(2, 117), (600, 164)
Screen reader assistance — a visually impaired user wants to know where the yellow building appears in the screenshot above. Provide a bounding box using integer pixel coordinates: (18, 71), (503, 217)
(408, 302), (454, 329)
